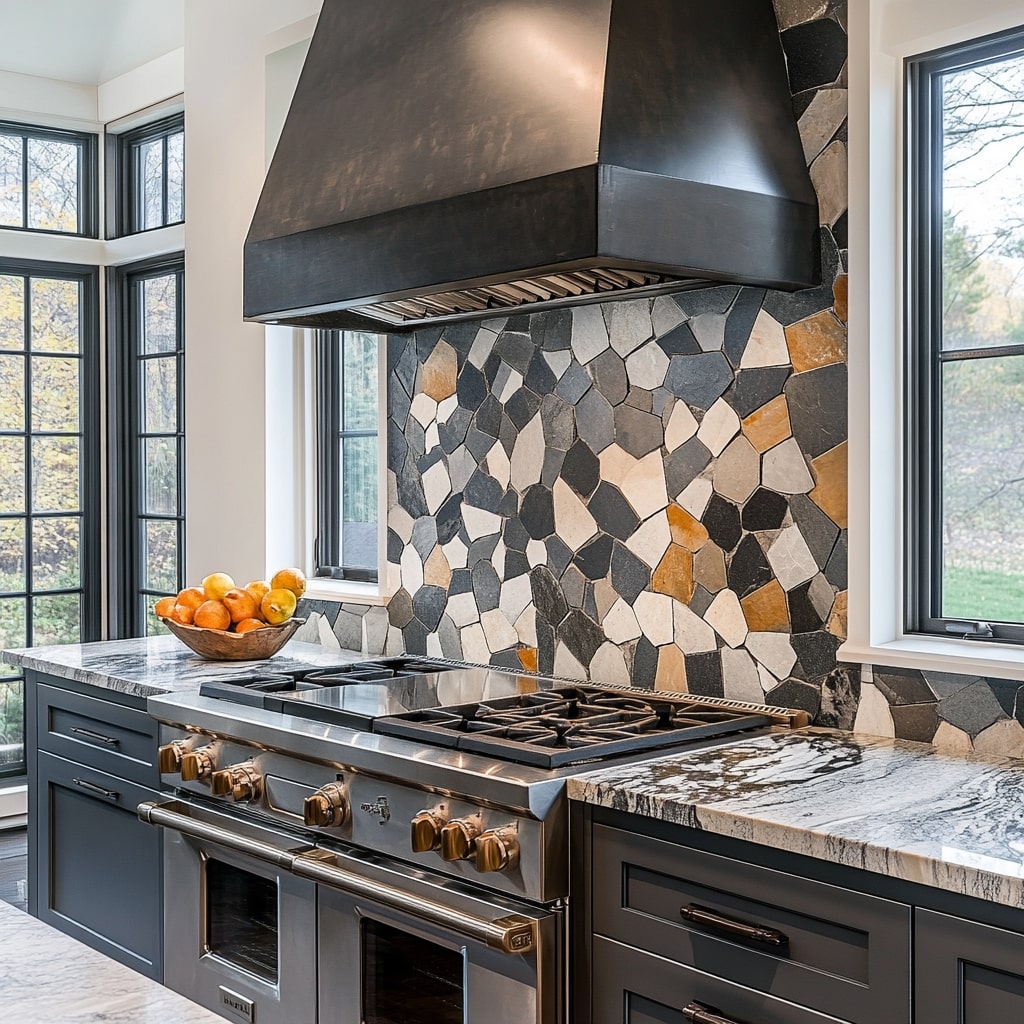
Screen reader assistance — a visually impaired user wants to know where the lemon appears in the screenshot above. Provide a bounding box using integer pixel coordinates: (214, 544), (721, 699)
(271, 567), (307, 599)
(202, 572), (235, 602)
(261, 588), (297, 625)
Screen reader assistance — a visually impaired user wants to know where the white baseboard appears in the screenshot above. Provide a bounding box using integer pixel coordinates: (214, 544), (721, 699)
(0, 784), (27, 821)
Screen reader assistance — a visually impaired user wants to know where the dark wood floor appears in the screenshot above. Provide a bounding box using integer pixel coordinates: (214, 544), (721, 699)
(0, 827), (27, 912)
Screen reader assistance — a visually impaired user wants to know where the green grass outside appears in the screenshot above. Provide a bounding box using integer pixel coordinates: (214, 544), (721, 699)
(944, 564), (1024, 623)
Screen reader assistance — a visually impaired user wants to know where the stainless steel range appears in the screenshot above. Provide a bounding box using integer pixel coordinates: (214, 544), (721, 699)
(140, 656), (807, 1024)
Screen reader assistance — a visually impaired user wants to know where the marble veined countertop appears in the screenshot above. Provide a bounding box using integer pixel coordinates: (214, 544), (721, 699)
(2, 634), (362, 698)
(568, 729), (1024, 908)
(0, 901), (222, 1024)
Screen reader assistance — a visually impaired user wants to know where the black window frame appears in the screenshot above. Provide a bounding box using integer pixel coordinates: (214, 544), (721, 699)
(906, 26), (1024, 644)
(111, 112), (184, 238)
(0, 120), (98, 238)
(316, 330), (380, 584)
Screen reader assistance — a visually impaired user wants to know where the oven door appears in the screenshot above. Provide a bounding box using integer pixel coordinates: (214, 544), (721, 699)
(141, 799), (318, 1024)
(296, 846), (563, 1024)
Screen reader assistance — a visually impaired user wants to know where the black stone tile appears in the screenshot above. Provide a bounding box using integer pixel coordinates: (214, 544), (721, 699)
(520, 485), (555, 540)
(554, 361), (592, 405)
(890, 703), (939, 743)
(435, 492), (465, 545)
(703, 494), (742, 552)
(472, 562), (501, 612)
(762, 230), (838, 326)
(388, 588), (414, 627)
(390, 382), (412, 431)
(498, 488), (520, 517)
(684, 650), (724, 697)
(412, 586), (447, 632)
(632, 637), (660, 688)
(781, 18), (847, 93)
(664, 437), (712, 498)
(387, 419), (409, 475)
(921, 669), (981, 700)
(789, 494), (838, 568)
(403, 619), (429, 656)
(393, 340), (419, 395)
(387, 333), (407, 374)
(494, 331), (534, 374)
(456, 362), (488, 412)
(588, 349), (628, 405)
(404, 417), (426, 459)
(938, 680), (1006, 738)
(503, 313), (531, 333)
(561, 565), (586, 610)
(537, 619), (556, 674)
(985, 679), (1024, 722)
(541, 393), (576, 450)
(610, 542), (651, 604)
(575, 387), (616, 452)
(742, 488), (789, 532)
(672, 285), (739, 318)
(439, 408), (472, 454)
(785, 362), (847, 459)
(727, 366), (792, 419)
(664, 352), (733, 409)
(473, 394), (503, 438)
(561, 439), (601, 499)
(824, 529), (848, 590)
(531, 307), (572, 351)
(541, 448), (566, 489)
(491, 649), (524, 669)
(832, 210), (848, 251)
(766, 679), (822, 718)
(410, 517), (437, 560)
(449, 569), (474, 595)
(873, 668), (933, 706)
(792, 90), (817, 121)
(584, 581), (599, 621)
(574, 534), (614, 580)
(588, 482), (641, 541)
(386, 528), (403, 564)
(531, 565), (568, 626)
(441, 321), (479, 356)
(397, 454), (428, 518)
(655, 321), (701, 357)
(791, 630), (841, 677)
(413, 326), (444, 362)
(524, 350), (557, 396)
(723, 288), (765, 368)
(546, 535), (574, 578)
(503, 517), (530, 553)
(505, 551), (531, 579)
(689, 584), (714, 618)
(614, 404), (663, 458)
(416, 446), (444, 476)
(787, 581), (825, 633)
(483, 350), (504, 390)
(498, 412), (518, 456)
(727, 534), (773, 598)
(467, 533), (500, 568)
(464, 425), (494, 463)
(815, 666), (861, 730)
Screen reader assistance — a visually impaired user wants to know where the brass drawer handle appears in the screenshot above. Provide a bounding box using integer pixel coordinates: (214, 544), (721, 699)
(69, 726), (120, 746)
(72, 778), (120, 802)
(682, 1001), (745, 1024)
(680, 903), (788, 948)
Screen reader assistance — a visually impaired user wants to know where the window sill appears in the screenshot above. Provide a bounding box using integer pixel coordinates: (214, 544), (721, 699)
(304, 578), (389, 607)
(838, 636), (1024, 682)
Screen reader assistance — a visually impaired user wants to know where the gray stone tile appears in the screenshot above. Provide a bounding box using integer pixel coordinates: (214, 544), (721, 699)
(575, 387), (617, 453)
(588, 349), (629, 405)
(613, 404), (663, 458)
(785, 362), (847, 460)
(938, 680), (1006, 738)
(873, 668), (934, 706)
(664, 352), (733, 409)
(541, 393), (576, 451)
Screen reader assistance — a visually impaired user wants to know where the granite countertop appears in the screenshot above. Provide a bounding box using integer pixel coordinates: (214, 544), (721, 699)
(2, 634), (363, 698)
(568, 728), (1024, 908)
(0, 901), (222, 1024)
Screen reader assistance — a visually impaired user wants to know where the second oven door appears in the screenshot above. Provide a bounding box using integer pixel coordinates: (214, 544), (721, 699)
(161, 805), (318, 1024)
(309, 847), (562, 1024)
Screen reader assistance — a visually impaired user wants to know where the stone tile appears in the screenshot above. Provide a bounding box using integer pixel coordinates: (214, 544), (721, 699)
(652, 295), (687, 338)
(938, 680), (1006, 738)
(520, 485), (555, 540)
(462, 504), (502, 541)
(486, 439), (512, 491)
(419, 460), (450, 516)
(742, 488), (789, 532)
(741, 580), (791, 632)
(920, 670), (981, 700)
(471, 560), (501, 613)
(400, 543), (424, 594)
(723, 288), (765, 368)
(667, 503), (709, 552)
(494, 330), (533, 374)
(590, 642), (631, 686)
(423, 546), (452, 590)
(973, 719), (1024, 758)
(696, 398), (740, 457)
(809, 442), (848, 528)
(464, 468), (504, 511)
(889, 703), (940, 744)
(702, 494), (743, 552)
(665, 399), (699, 451)
(467, 326), (498, 368)
(931, 720), (974, 756)
(689, 584), (715, 618)
(516, 646), (538, 673)
(773, 0), (831, 30)
(388, 588), (414, 628)
(713, 435), (760, 503)
(409, 391), (438, 428)
(544, 349), (572, 378)
(515, 605), (538, 647)
(665, 351), (733, 409)
(684, 650), (724, 698)
(626, 510), (673, 569)
(673, 285), (739, 318)
(673, 600), (718, 652)
(868, 667), (933, 707)
(656, 644), (689, 692)
(705, 589), (748, 648)
(665, 437), (713, 499)
(480, 608), (518, 653)
(574, 533), (614, 580)
(614, 404), (663, 458)
(728, 367), (791, 419)
(498, 573), (533, 625)
(798, 88), (847, 163)
(561, 439), (601, 499)
(557, 609), (606, 668)
(625, 342), (670, 391)
(603, 598), (643, 644)
(781, 17), (848, 93)
(765, 679), (822, 719)
(460, 622), (491, 665)
(554, 360), (592, 404)
(742, 394), (793, 454)
(789, 492), (839, 567)
(853, 683), (896, 738)
(693, 541), (728, 593)
(656, 320), (702, 357)
(633, 591), (676, 647)
(746, 631), (798, 680)
(610, 541), (652, 604)
(652, 543), (694, 604)
(807, 572), (835, 621)
(786, 362), (847, 459)
(815, 667), (860, 730)
(510, 414), (545, 493)
(630, 636), (660, 688)
(678, 475), (714, 520)
(588, 481), (641, 541)
(767, 524), (819, 591)
(363, 606), (389, 656)
(740, 310), (790, 369)
(721, 647), (764, 704)
(608, 299), (653, 357)
(523, 350), (557, 398)
(593, 577), (619, 621)
(833, 274), (848, 323)
(727, 534), (773, 598)
(690, 312), (727, 353)
(413, 586), (448, 633)
(530, 565), (568, 626)
(456, 361), (487, 412)
(762, 437), (815, 494)
(575, 386), (617, 454)
(552, 478), (599, 551)
(588, 348), (628, 404)
(786, 580), (825, 633)
(621, 451), (669, 520)
(541, 393), (576, 451)
(810, 140), (847, 227)
(827, 589), (848, 638)
(786, 310), (846, 374)
(791, 630), (841, 677)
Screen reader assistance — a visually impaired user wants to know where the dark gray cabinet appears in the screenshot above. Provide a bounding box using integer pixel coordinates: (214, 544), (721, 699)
(27, 671), (163, 980)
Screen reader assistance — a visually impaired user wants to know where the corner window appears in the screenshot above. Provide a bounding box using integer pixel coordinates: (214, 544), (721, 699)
(316, 331), (380, 583)
(114, 113), (184, 236)
(908, 28), (1024, 641)
(0, 122), (97, 237)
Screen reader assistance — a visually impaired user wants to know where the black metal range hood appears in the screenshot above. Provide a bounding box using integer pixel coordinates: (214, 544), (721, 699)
(244, 0), (820, 334)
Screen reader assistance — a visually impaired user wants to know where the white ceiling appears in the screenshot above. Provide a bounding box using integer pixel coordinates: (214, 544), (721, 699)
(0, 0), (184, 86)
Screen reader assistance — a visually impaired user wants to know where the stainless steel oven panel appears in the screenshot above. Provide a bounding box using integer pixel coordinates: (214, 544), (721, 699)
(152, 799), (319, 1024)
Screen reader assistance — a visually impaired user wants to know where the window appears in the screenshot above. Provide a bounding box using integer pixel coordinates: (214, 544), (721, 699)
(0, 261), (101, 776)
(114, 113), (184, 235)
(110, 256), (185, 636)
(0, 121), (97, 236)
(908, 28), (1024, 641)
(316, 331), (380, 583)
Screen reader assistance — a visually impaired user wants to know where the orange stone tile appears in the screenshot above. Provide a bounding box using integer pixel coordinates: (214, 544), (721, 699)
(652, 544), (694, 604)
(827, 590), (848, 639)
(741, 395), (792, 454)
(785, 310), (847, 373)
(833, 274), (848, 323)
(693, 542), (727, 593)
(517, 647), (539, 674)
(741, 580), (790, 633)
(418, 340), (458, 401)
(667, 503), (709, 552)
(655, 645), (688, 693)
(810, 441), (848, 529)
(423, 546), (452, 589)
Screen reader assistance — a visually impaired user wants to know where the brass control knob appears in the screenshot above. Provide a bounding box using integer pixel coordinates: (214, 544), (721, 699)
(209, 763), (263, 802)
(439, 819), (480, 862)
(474, 828), (520, 874)
(180, 745), (216, 782)
(410, 810), (447, 853)
(303, 783), (349, 828)
(157, 740), (190, 775)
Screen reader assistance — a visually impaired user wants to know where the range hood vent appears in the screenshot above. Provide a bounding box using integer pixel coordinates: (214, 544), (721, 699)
(245, 0), (820, 334)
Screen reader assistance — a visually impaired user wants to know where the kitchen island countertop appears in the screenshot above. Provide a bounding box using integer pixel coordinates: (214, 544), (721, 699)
(569, 728), (1024, 909)
(0, 899), (223, 1024)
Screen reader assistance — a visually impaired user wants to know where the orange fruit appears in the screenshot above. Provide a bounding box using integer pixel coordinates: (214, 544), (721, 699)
(244, 580), (270, 609)
(202, 572), (235, 602)
(222, 588), (258, 624)
(177, 587), (206, 612)
(261, 587), (297, 625)
(194, 600), (231, 630)
(271, 567), (307, 599)
(154, 596), (176, 619)
(234, 618), (267, 635)
(171, 603), (195, 625)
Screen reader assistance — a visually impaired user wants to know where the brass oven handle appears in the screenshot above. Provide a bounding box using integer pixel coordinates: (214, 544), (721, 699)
(69, 726), (120, 746)
(291, 850), (536, 956)
(73, 778), (119, 802)
(679, 904), (788, 948)
(682, 1002), (746, 1024)
(137, 800), (299, 870)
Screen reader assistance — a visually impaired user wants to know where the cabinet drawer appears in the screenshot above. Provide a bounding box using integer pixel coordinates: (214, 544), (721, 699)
(592, 824), (910, 1024)
(593, 935), (844, 1024)
(36, 683), (159, 786)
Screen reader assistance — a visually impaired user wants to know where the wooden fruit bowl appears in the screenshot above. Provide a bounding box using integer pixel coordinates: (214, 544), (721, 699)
(161, 616), (305, 661)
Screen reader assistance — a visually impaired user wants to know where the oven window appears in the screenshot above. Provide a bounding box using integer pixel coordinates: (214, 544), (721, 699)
(362, 918), (464, 1024)
(205, 858), (279, 983)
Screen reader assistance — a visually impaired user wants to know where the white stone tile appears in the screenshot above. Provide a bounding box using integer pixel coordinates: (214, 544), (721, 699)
(598, 443), (638, 489)
(400, 545), (424, 595)
(553, 478), (599, 550)
(427, 632), (444, 658)
(487, 440), (511, 491)
(460, 622), (491, 664)
(622, 451), (669, 521)
(626, 510), (672, 568)
(436, 394), (459, 424)
(973, 720), (1024, 759)
(799, 87), (848, 164)
(448, 445), (477, 493)
(852, 683), (895, 739)
(625, 342), (670, 390)
(390, 504), (415, 544)
(608, 299), (653, 357)
(480, 609), (519, 653)
(554, 642), (587, 680)
(589, 642), (631, 686)
(740, 309), (790, 368)
(462, 504), (502, 541)
(633, 591), (675, 647)
(756, 663), (776, 694)
(678, 475), (714, 518)
(721, 647), (763, 704)
(544, 349), (572, 378)
(603, 598), (643, 644)
(712, 436), (759, 503)
(704, 590), (748, 648)
(652, 295), (686, 337)
(384, 625), (405, 656)
(571, 304), (610, 364)
(665, 399), (699, 452)
(810, 139), (848, 227)
(386, 561), (402, 595)
(495, 366), (524, 405)
(696, 398), (740, 456)
(932, 720), (973, 756)
(527, 538), (547, 568)
(746, 631), (798, 680)
(442, 534), (469, 570)
(409, 391), (438, 427)
(468, 327), (498, 368)
(424, 421), (440, 454)
(514, 605), (537, 646)
(672, 600), (718, 653)
(491, 539), (507, 579)
(808, 572), (835, 620)
(510, 414), (546, 493)
(766, 525), (819, 591)
(762, 438), (815, 494)
(499, 573), (533, 623)
(690, 312), (727, 352)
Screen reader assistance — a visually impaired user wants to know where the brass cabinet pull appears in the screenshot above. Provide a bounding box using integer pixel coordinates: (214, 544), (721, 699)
(682, 1001), (745, 1024)
(69, 726), (119, 746)
(72, 778), (119, 802)
(679, 903), (789, 948)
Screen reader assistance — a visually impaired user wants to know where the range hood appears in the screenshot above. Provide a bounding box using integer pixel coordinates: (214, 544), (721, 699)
(244, 0), (820, 333)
